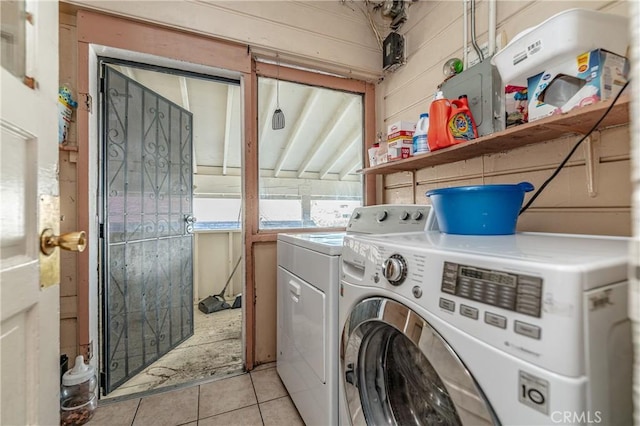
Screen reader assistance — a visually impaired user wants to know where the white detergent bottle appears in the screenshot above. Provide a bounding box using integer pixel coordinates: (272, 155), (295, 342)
(413, 113), (430, 154)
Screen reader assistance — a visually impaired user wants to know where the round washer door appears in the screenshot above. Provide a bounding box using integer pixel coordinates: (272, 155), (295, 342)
(342, 297), (498, 426)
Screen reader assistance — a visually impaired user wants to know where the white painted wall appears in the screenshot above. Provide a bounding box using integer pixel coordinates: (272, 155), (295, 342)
(64, 0), (382, 80)
(194, 231), (242, 303)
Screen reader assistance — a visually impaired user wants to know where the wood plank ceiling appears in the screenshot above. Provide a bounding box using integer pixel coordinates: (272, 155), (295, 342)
(112, 64), (364, 197)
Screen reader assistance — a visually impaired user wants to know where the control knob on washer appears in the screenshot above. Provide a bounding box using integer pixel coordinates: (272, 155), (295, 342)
(376, 210), (388, 222)
(382, 254), (407, 286)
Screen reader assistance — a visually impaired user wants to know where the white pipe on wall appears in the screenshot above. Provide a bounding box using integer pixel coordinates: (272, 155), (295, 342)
(488, 0), (496, 56)
(463, 0), (468, 69)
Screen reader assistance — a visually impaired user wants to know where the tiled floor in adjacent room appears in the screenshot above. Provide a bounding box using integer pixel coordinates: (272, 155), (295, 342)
(89, 363), (304, 426)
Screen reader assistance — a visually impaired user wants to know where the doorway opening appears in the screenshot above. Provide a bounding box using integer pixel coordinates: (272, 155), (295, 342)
(98, 59), (244, 399)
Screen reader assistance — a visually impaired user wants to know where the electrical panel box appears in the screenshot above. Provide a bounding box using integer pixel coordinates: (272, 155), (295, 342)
(383, 32), (405, 72)
(441, 59), (504, 137)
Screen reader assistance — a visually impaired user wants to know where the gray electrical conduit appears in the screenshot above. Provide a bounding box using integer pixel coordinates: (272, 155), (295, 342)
(470, 0), (484, 62)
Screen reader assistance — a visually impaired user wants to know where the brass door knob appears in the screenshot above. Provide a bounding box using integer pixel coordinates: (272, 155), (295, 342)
(40, 228), (87, 255)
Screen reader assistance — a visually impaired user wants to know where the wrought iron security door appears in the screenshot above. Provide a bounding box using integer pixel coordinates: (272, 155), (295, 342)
(101, 65), (194, 394)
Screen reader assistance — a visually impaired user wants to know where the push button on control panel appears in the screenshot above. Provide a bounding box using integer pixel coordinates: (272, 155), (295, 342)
(484, 312), (507, 329)
(459, 304), (479, 320)
(439, 298), (455, 312)
(514, 320), (541, 340)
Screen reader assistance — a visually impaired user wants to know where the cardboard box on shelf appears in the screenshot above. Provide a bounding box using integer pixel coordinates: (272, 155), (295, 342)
(527, 49), (629, 122)
(505, 85), (528, 127)
(387, 129), (414, 140)
(376, 142), (389, 165)
(387, 120), (416, 136)
(387, 137), (413, 161)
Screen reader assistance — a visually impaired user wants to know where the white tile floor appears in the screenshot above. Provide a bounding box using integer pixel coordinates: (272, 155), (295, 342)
(90, 363), (305, 426)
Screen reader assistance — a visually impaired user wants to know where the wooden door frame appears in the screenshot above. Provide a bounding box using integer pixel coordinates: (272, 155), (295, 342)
(74, 9), (376, 371)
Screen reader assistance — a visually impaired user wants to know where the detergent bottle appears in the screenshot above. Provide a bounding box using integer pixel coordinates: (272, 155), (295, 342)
(427, 91), (452, 151)
(413, 113), (430, 154)
(448, 95), (478, 143)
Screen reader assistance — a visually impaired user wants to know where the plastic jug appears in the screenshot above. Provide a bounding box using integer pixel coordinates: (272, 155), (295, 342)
(448, 95), (478, 142)
(413, 113), (430, 154)
(427, 91), (452, 151)
(60, 355), (97, 426)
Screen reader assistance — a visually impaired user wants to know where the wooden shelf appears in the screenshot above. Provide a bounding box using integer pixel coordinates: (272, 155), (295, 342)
(362, 94), (631, 175)
(59, 145), (78, 152)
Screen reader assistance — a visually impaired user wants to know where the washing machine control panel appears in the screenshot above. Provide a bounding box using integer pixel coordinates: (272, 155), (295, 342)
(346, 204), (437, 234)
(441, 261), (543, 318)
(381, 254), (407, 286)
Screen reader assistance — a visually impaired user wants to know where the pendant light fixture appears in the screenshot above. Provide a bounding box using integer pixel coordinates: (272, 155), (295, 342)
(272, 54), (285, 130)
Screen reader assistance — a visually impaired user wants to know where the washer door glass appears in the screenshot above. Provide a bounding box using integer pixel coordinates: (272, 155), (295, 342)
(342, 298), (497, 426)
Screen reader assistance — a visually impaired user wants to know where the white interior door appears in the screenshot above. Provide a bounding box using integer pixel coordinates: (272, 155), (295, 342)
(1, 1), (61, 424)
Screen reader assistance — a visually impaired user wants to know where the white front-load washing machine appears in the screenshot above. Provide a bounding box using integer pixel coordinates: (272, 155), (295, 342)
(277, 205), (435, 426)
(339, 231), (632, 425)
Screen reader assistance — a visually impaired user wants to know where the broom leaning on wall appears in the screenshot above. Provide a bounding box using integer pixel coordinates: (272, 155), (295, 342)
(198, 256), (242, 314)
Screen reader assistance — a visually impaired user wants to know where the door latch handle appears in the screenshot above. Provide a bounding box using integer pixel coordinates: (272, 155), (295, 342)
(40, 228), (86, 256)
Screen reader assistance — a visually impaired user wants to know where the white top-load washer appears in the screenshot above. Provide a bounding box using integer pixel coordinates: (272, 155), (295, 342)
(339, 231), (632, 426)
(277, 205), (435, 426)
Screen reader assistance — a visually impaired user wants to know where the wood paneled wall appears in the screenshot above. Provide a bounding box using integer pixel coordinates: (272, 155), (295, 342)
(59, 12), (80, 363)
(381, 0), (632, 236)
(63, 0), (381, 80)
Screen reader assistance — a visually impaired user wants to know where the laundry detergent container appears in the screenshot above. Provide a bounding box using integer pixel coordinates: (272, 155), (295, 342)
(425, 182), (534, 235)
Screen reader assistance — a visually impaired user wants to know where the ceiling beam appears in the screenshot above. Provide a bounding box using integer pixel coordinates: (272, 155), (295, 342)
(195, 165), (356, 182)
(319, 129), (360, 179)
(222, 85), (235, 175)
(179, 76), (190, 111)
(339, 156), (361, 181)
(297, 96), (358, 178)
(273, 89), (321, 177)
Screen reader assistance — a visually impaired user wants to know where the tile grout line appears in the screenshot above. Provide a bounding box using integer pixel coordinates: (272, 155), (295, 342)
(130, 398), (142, 426)
(248, 372), (266, 426)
